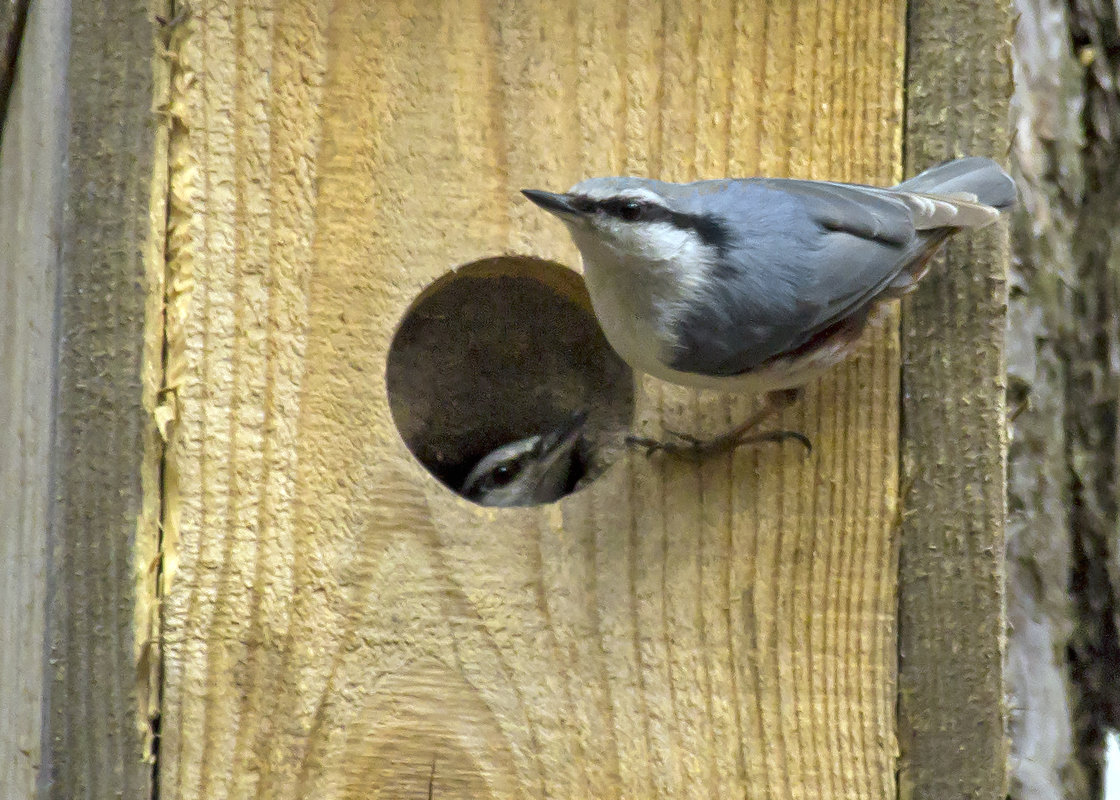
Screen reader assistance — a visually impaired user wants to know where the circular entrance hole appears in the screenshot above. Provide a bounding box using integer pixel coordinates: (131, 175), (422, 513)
(386, 256), (634, 507)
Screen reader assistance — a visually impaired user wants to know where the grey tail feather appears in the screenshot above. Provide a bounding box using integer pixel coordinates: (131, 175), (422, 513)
(895, 156), (1017, 210)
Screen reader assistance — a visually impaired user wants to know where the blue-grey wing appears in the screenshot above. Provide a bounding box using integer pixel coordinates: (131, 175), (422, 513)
(664, 178), (938, 376)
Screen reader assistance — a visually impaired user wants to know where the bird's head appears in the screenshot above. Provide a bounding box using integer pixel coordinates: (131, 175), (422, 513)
(460, 411), (588, 508)
(522, 178), (729, 267)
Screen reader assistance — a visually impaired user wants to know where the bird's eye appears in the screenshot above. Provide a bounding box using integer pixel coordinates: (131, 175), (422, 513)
(619, 200), (643, 221)
(488, 462), (515, 487)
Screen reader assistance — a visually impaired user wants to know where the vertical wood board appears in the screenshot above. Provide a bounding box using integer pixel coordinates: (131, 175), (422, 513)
(899, 0), (1014, 798)
(161, 2), (906, 798)
(0, 0), (66, 796)
(38, 0), (171, 797)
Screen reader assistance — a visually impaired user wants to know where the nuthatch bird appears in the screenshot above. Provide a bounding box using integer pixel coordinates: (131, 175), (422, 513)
(461, 411), (588, 507)
(523, 157), (1016, 455)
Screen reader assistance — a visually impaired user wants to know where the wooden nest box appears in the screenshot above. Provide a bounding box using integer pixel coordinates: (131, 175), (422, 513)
(0, 1), (1012, 797)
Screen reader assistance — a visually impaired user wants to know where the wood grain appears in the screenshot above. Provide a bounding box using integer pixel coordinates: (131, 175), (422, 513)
(37, 0), (171, 797)
(161, 1), (905, 797)
(898, 1), (1014, 798)
(0, 0), (66, 795)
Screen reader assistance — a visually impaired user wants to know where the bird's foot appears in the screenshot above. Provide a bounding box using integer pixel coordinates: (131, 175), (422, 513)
(626, 427), (812, 460)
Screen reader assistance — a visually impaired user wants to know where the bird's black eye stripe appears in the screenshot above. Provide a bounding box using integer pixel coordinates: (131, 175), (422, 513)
(619, 200), (643, 221)
(568, 193), (731, 250)
(567, 195), (654, 221)
(568, 195), (600, 214)
(599, 198), (648, 221)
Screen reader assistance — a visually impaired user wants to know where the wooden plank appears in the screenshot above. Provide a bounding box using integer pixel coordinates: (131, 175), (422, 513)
(38, 0), (171, 796)
(160, 1), (906, 797)
(0, 0), (66, 796)
(898, 1), (1014, 798)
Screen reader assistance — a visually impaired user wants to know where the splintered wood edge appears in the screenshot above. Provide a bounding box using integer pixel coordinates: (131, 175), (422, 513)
(42, 0), (171, 796)
(899, 0), (1014, 797)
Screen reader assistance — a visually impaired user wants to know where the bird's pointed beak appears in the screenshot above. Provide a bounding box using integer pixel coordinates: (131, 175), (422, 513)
(529, 409), (588, 490)
(537, 410), (589, 459)
(521, 189), (584, 218)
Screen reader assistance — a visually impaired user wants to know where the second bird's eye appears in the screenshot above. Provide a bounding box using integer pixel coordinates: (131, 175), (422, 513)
(488, 462), (516, 487)
(620, 201), (643, 221)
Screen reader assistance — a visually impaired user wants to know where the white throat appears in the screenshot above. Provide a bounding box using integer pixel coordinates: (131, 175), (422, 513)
(568, 222), (714, 381)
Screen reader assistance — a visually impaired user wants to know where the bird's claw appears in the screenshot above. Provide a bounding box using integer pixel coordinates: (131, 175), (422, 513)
(624, 429), (812, 460)
(740, 429), (813, 452)
(624, 435), (670, 458)
(662, 428), (704, 446)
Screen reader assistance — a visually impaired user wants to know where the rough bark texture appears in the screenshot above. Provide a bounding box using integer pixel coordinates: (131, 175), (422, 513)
(897, 1), (1014, 798)
(1007, 1), (1120, 799)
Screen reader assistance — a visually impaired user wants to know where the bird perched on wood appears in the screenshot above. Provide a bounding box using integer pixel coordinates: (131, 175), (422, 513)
(522, 157), (1016, 456)
(460, 411), (588, 507)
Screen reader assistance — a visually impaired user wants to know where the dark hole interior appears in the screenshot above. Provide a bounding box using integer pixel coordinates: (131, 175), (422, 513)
(385, 256), (634, 505)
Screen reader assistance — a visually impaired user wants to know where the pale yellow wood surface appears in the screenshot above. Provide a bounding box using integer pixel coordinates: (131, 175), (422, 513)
(161, 2), (905, 798)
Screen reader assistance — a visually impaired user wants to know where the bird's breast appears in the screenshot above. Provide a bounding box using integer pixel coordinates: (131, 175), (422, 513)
(578, 249), (679, 378)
